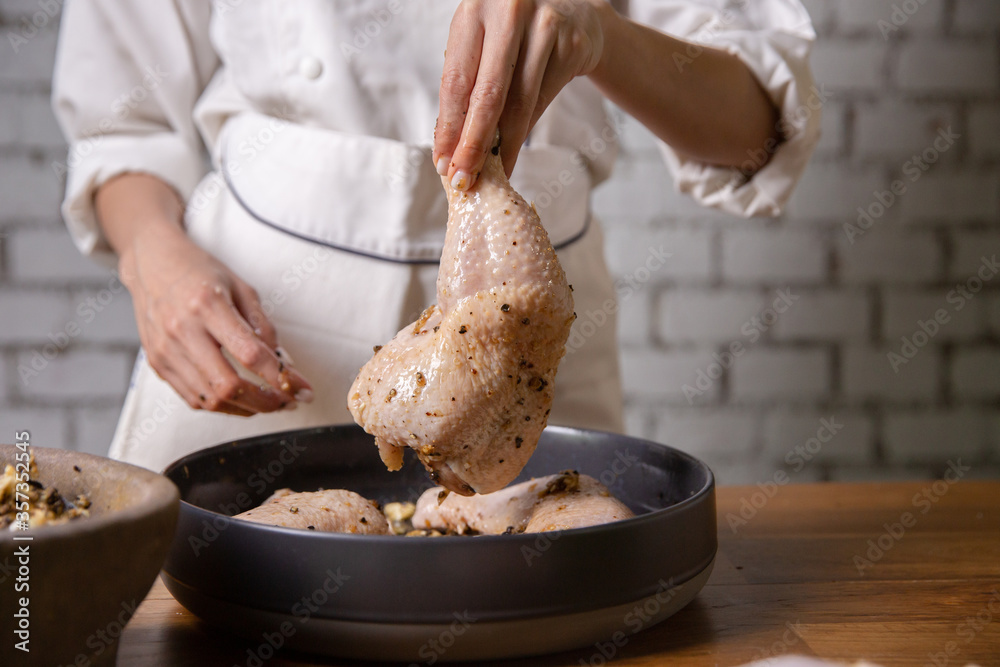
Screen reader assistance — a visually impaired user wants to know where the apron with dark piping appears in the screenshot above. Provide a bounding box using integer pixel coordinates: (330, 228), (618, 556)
(108, 0), (624, 472)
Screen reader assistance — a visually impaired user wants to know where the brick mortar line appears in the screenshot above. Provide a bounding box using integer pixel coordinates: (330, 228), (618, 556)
(2, 398), (128, 411)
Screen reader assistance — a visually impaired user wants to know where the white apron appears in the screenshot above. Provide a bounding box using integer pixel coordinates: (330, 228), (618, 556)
(108, 2), (624, 472)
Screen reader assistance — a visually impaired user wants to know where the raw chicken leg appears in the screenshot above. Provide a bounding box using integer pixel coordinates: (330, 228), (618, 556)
(348, 136), (575, 495)
(411, 471), (635, 534)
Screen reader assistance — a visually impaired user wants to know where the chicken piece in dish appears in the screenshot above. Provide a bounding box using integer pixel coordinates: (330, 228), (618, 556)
(348, 136), (575, 495)
(411, 471), (634, 535)
(235, 488), (390, 535)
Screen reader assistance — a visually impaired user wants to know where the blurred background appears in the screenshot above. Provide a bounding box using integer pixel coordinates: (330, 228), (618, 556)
(0, 0), (997, 484)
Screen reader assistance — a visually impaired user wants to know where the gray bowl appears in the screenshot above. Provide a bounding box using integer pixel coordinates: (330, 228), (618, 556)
(162, 424), (716, 662)
(0, 445), (179, 667)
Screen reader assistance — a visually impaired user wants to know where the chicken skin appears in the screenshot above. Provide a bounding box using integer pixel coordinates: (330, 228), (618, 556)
(235, 488), (390, 535)
(411, 471), (634, 534)
(348, 137), (575, 495)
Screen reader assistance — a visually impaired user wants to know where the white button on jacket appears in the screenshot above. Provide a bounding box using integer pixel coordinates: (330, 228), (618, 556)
(52, 0), (819, 472)
(298, 56), (323, 80)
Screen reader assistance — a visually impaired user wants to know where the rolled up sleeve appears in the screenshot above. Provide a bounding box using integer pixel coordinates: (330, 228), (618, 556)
(52, 0), (217, 266)
(626, 0), (820, 217)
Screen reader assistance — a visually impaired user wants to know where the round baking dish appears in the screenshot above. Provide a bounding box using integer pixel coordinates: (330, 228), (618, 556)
(161, 424), (716, 662)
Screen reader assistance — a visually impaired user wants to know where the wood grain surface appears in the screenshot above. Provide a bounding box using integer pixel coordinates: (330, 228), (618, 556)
(117, 481), (1000, 666)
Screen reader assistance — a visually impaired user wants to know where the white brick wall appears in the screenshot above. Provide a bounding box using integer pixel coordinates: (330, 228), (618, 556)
(603, 223), (712, 281)
(730, 348), (830, 402)
(0, 27), (58, 85)
(721, 228), (826, 283)
(953, 0), (1000, 33)
(0, 289), (70, 342)
(615, 289), (652, 347)
(810, 40), (887, 91)
(899, 172), (1000, 222)
(657, 289), (766, 344)
(950, 234), (1000, 280)
(815, 100), (846, 155)
(895, 42), (998, 93)
(68, 289), (138, 343)
(761, 410), (874, 468)
(0, 0), (997, 483)
(0, 356), (8, 402)
(882, 290), (983, 341)
(0, 407), (67, 450)
(854, 101), (956, 160)
(620, 349), (722, 403)
(622, 404), (651, 440)
(0, 94), (21, 145)
(0, 156), (63, 219)
(837, 228), (941, 284)
(968, 103), (1000, 159)
(0, 91), (65, 150)
(9, 228), (112, 282)
(787, 162), (886, 221)
(835, 0), (945, 34)
(592, 147), (730, 223)
(842, 345), (939, 401)
(951, 349), (1000, 399)
(651, 408), (757, 459)
(16, 350), (131, 401)
(75, 407), (122, 457)
(798, 0), (833, 33)
(708, 459), (820, 487)
(591, 153), (672, 224)
(883, 409), (988, 464)
(770, 290), (869, 341)
(0, 0), (62, 19)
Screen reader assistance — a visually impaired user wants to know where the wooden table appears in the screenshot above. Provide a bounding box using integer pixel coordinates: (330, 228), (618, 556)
(118, 481), (1000, 666)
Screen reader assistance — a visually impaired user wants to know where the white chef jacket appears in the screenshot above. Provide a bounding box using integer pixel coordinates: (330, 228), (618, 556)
(52, 0), (818, 472)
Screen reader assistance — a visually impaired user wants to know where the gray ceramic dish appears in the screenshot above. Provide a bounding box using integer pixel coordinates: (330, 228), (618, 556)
(161, 424), (716, 662)
(0, 445), (179, 667)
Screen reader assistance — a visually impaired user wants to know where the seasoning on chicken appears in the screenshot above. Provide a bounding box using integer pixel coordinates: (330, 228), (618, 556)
(234, 488), (390, 535)
(348, 134), (575, 496)
(411, 471), (634, 535)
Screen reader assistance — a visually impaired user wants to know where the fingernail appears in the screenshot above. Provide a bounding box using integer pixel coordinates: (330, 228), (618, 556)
(436, 156), (449, 176)
(295, 388), (314, 404)
(451, 170), (472, 191)
(282, 401), (298, 412)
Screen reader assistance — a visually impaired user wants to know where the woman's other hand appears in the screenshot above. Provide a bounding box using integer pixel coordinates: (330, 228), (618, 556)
(97, 173), (312, 416)
(433, 0), (605, 190)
